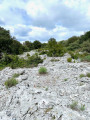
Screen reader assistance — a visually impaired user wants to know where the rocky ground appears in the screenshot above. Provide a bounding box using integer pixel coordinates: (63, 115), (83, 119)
(0, 51), (90, 120)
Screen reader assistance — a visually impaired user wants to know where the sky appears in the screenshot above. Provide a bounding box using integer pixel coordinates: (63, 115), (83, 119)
(0, 0), (90, 43)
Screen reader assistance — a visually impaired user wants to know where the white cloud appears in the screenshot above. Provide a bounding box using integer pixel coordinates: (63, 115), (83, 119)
(0, 0), (90, 42)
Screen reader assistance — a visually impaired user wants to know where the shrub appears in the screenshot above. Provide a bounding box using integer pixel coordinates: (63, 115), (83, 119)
(0, 54), (13, 65)
(81, 55), (90, 62)
(27, 54), (43, 66)
(67, 57), (72, 62)
(86, 73), (90, 77)
(80, 74), (85, 78)
(70, 101), (78, 110)
(69, 52), (78, 59)
(39, 67), (47, 74)
(5, 78), (18, 88)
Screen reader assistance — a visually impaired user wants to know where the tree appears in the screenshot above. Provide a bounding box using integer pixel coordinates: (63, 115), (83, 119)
(0, 27), (13, 53)
(11, 38), (23, 54)
(81, 39), (90, 53)
(47, 38), (65, 57)
(79, 31), (90, 44)
(23, 41), (34, 50)
(33, 40), (42, 49)
(67, 40), (80, 51)
(66, 36), (79, 46)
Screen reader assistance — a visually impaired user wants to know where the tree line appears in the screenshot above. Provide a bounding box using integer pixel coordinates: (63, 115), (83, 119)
(0, 26), (90, 57)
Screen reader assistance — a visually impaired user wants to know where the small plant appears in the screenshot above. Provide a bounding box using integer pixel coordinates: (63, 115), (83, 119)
(86, 73), (90, 78)
(13, 73), (20, 78)
(5, 78), (18, 88)
(64, 78), (68, 81)
(39, 67), (47, 74)
(45, 87), (48, 91)
(80, 104), (85, 111)
(70, 101), (78, 110)
(67, 57), (72, 62)
(80, 74), (85, 78)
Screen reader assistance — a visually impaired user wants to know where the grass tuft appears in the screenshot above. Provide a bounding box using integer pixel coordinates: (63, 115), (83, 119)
(86, 73), (90, 78)
(80, 104), (85, 111)
(5, 78), (18, 88)
(80, 74), (85, 78)
(13, 73), (20, 78)
(70, 101), (78, 110)
(39, 67), (47, 74)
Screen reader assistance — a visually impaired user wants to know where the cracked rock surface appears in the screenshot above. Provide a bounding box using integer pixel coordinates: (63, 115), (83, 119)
(0, 52), (90, 120)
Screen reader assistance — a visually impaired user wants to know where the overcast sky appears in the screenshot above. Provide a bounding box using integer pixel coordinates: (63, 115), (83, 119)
(0, 0), (90, 43)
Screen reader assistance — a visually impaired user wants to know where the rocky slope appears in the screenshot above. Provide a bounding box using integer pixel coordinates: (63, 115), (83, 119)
(0, 52), (90, 120)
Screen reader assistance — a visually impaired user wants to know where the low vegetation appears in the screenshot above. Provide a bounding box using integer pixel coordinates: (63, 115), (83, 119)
(80, 73), (90, 78)
(67, 57), (72, 62)
(39, 67), (47, 74)
(80, 74), (85, 78)
(86, 73), (90, 77)
(51, 58), (59, 62)
(81, 55), (90, 62)
(70, 101), (85, 111)
(5, 78), (18, 88)
(70, 101), (78, 110)
(0, 26), (90, 71)
(4, 73), (20, 88)
(45, 87), (48, 91)
(80, 104), (85, 111)
(13, 73), (20, 78)
(0, 53), (43, 70)
(64, 78), (68, 81)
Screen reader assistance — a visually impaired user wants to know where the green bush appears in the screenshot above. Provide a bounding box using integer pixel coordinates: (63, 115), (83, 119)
(5, 78), (18, 88)
(27, 54), (43, 66)
(39, 67), (47, 74)
(67, 57), (72, 62)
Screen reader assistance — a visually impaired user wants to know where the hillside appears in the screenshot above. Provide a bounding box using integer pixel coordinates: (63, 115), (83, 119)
(0, 51), (90, 120)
